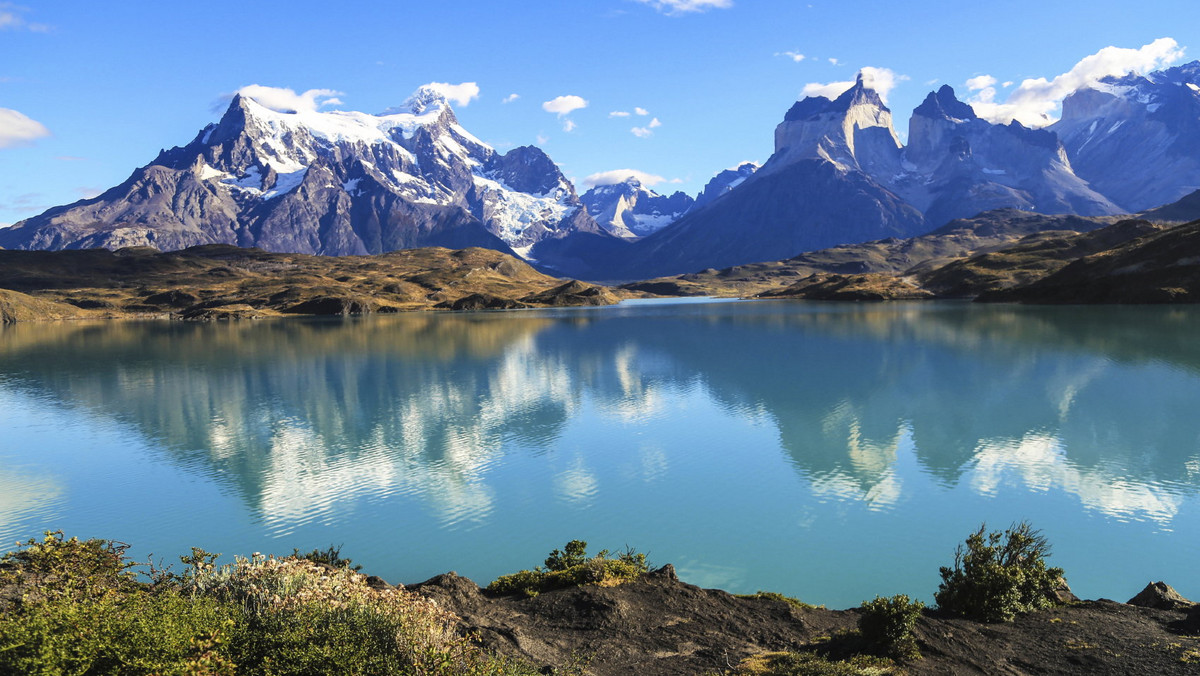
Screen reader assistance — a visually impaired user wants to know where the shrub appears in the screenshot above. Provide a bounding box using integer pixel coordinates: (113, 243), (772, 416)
(934, 521), (1066, 623)
(0, 533), (240, 675)
(487, 541), (649, 597)
(544, 539), (589, 571)
(0, 531), (138, 606)
(292, 543), (362, 571)
(0, 534), (531, 675)
(858, 594), (924, 659)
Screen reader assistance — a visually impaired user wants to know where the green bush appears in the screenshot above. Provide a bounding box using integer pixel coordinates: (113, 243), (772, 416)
(858, 594), (924, 659)
(292, 543), (362, 571)
(487, 540), (649, 597)
(0, 533), (535, 675)
(934, 521), (1066, 623)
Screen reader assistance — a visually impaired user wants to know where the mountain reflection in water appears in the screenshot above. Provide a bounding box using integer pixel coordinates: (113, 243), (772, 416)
(1, 301), (1197, 606)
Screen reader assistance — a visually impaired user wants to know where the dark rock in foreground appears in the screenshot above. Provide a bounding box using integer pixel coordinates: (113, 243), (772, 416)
(1128, 582), (1194, 611)
(410, 570), (1200, 675)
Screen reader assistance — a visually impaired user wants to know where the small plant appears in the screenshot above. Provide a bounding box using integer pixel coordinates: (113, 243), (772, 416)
(735, 650), (900, 675)
(488, 540), (649, 597)
(544, 539), (589, 571)
(735, 590), (820, 611)
(935, 521), (1066, 623)
(292, 543), (362, 571)
(858, 594), (924, 659)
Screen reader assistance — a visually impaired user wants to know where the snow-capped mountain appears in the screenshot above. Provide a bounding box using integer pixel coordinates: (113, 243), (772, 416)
(0, 87), (614, 274)
(580, 178), (694, 239)
(1052, 62), (1200, 211)
(892, 85), (1121, 227)
(690, 162), (758, 210)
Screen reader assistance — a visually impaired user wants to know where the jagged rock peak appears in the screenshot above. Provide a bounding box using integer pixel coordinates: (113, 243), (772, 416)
(913, 85), (978, 121)
(784, 72), (889, 122)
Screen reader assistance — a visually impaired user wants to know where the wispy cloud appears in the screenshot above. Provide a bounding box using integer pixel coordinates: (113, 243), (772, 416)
(502, 93), (520, 104)
(584, 169), (667, 187)
(0, 107), (50, 148)
(543, 95), (588, 116)
(421, 82), (481, 107)
(633, 0), (732, 15)
(0, 2), (50, 32)
(965, 75), (997, 91)
(776, 51), (806, 63)
(967, 37), (1185, 127)
(563, 119), (577, 132)
(801, 66), (907, 104)
(634, 107), (649, 116)
(224, 85), (344, 113)
(609, 111), (631, 118)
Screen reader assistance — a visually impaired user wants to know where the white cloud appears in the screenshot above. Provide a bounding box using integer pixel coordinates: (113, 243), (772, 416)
(777, 51), (806, 63)
(563, 119), (577, 132)
(633, 0), (732, 15)
(536, 134), (550, 145)
(421, 81), (480, 107)
(502, 93), (520, 104)
(542, 95), (588, 116)
(609, 110), (631, 118)
(800, 66), (905, 104)
(584, 169), (667, 187)
(965, 75), (997, 91)
(828, 57), (840, 66)
(233, 85), (343, 113)
(634, 107), (650, 116)
(0, 3), (49, 32)
(967, 37), (1185, 127)
(632, 118), (661, 137)
(0, 107), (50, 148)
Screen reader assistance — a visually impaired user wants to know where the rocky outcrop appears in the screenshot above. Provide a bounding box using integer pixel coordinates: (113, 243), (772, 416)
(1128, 582), (1194, 610)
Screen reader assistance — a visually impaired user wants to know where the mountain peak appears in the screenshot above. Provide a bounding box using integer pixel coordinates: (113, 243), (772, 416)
(913, 85), (977, 121)
(403, 86), (451, 115)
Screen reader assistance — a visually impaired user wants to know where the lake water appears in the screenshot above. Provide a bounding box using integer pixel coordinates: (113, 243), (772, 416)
(1, 299), (1197, 609)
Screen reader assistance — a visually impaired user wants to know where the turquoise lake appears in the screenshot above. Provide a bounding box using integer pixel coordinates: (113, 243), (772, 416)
(1, 299), (1197, 609)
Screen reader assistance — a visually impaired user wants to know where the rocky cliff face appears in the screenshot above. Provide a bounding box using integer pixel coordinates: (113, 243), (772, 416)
(1052, 63), (1200, 211)
(610, 75), (925, 279)
(0, 88), (616, 277)
(770, 73), (903, 179)
(580, 178), (694, 239)
(893, 85), (1121, 227)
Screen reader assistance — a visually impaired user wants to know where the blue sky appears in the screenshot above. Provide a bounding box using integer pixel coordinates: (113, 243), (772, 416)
(3, 0), (1200, 226)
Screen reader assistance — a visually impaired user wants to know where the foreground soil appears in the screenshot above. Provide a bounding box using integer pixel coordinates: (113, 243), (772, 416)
(413, 567), (1200, 675)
